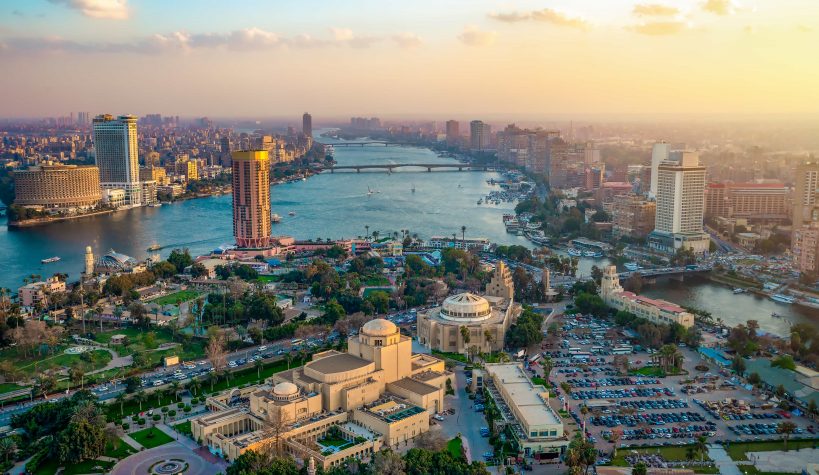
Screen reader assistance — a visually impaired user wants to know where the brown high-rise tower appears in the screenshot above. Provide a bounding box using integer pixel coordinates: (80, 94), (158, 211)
(231, 150), (272, 249)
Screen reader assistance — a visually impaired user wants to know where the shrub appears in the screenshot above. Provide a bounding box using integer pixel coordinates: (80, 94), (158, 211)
(183, 405), (192, 413)
(177, 402), (184, 409)
(138, 418), (146, 425)
(152, 414), (161, 421)
(168, 410), (177, 417)
(122, 422), (130, 430)
(190, 397), (198, 405)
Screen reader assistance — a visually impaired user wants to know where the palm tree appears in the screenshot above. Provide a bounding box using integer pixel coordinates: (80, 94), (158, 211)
(484, 329), (493, 352)
(170, 380), (181, 402)
(207, 371), (218, 392)
(133, 390), (147, 412)
(364, 225), (370, 241)
(115, 393), (126, 416)
(0, 437), (16, 464)
(778, 421), (796, 450)
(254, 358), (264, 380)
(285, 352), (292, 370)
(189, 378), (202, 397)
(542, 357), (554, 378)
(694, 435), (708, 462)
(460, 326), (470, 359)
(461, 225), (466, 244)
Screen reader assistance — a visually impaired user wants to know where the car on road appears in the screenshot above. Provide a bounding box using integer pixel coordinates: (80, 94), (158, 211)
(153, 380), (163, 386)
(482, 452), (494, 459)
(433, 414), (445, 421)
(258, 346), (268, 352)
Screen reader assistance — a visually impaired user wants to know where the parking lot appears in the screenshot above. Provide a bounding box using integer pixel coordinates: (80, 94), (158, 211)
(530, 313), (816, 460)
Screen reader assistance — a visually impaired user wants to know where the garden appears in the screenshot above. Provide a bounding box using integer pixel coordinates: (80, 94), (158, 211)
(130, 427), (175, 449)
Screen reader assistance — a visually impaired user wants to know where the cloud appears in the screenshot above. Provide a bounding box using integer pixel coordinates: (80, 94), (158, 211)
(0, 27), (400, 55)
(702, 0), (734, 15)
(391, 33), (423, 49)
(489, 8), (589, 30)
(796, 24), (814, 33)
(457, 25), (496, 47)
(628, 21), (686, 35)
(632, 4), (680, 17)
(48, 0), (128, 20)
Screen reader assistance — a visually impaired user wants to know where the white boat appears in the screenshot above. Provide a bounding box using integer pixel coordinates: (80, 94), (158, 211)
(288, 211), (296, 216)
(367, 185), (375, 196)
(567, 248), (583, 257)
(41, 256), (61, 264)
(411, 184), (416, 193)
(271, 213), (282, 223)
(770, 294), (795, 304)
(325, 145), (335, 159)
(624, 262), (642, 271)
(732, 288), (747, 294)
(150, 203), (163, 208)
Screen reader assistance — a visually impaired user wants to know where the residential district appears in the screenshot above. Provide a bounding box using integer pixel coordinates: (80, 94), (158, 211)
(0, 115), (817, 475)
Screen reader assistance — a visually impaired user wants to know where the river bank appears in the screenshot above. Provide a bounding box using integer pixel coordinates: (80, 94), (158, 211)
(7, 208), (116, 228)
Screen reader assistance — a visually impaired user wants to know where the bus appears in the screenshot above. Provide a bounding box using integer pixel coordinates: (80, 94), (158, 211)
(290, 338), (304, 346)
(591, 346), (606, 354)
(572, 352), (591, 360)
(612, 345), (633, 355)
(568, 348), (584, 355)
(528, 353), (543, 364)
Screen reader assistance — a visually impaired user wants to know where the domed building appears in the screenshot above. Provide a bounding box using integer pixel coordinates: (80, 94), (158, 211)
(193, 317), (451, 470)
(418, 286), (520, 354)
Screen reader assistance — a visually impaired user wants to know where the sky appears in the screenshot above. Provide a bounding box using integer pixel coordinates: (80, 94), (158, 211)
(0, 0), (818, 119)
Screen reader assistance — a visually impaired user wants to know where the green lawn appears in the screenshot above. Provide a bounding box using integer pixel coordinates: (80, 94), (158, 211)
(318, 435), (349, 447)
(725, 438), (819, 461)
(130, 427), (175, 449)
(610, 445), (718, 474)
(364, 276), (390, 286)
(151, 289), (202, 306)
(256, 275), (278, 283)
(531, 376), (548, 386)
(630, 366), (684, 377)
(432, 350), (468, 363)
(362, 287), (392, 297)
(173, 420), (192, 438)
(447, 437), (464, 459)
(0, 382), (26, 395)
(3, 347), (112, 377)
(31, 439), (133, 475)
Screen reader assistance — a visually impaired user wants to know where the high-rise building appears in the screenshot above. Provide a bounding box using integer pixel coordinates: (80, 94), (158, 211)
(92, 114), (143, 206)
(84, 246), (94, 276)
(792, 223), (819, 274)
(469, 120), (491, 151)
(302, 113), (313, 138)
(648, 151), (709, 254)
(704, 182), (788, 221)
(13, 163), (102, 211)
(77, 112), (90, 126)
(231, 150), (272, 249)
(445, 120), (460, 145)
(793, 162), (819, 225)
(611, 194), (656, 238)
(649, 141), (669, 198)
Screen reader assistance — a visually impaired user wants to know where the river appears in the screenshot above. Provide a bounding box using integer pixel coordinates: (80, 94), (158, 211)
(0, 132), (815, 336)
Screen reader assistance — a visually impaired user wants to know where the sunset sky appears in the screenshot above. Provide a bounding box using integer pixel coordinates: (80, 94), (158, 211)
(1, 0), (817, 119)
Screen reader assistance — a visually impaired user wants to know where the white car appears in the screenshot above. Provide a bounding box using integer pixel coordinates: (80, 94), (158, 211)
(228, 361), (237, 368)
(153, 380), (163, 386)
(433, 414), (445, 421)
(258, 346), (268, 352)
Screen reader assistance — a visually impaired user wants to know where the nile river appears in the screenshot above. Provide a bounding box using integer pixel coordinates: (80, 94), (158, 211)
(0, 133), (815, 336)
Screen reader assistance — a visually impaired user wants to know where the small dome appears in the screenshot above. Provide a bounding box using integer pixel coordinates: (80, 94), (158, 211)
(362, 318), (398, 337)
(441, 292), (492, 321)
(273, 381), (299, 397)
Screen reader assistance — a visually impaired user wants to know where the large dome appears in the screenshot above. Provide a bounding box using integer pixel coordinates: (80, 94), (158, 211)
(441, 293), (492, 322)
(362, 318), (398, 337)
(273, 381), (299, 397)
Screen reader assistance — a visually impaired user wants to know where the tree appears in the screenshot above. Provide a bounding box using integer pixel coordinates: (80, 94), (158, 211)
(69, 365), (86, 390)
(612, 355), (630, 375)
(413, 430), (448, 452)
(226, 451), (299, 475)
(778, 421), (796, 450)
(57, 402), (107, 464)
(206, 329), (227, 389)
(460, 326), (471, 358)
(732, 355), (747, 374)
(132, 390), (147, 411)
(167, 248), (194, 273)
(115, 393), (126, 416)
(633, 462), (647, 475)
(609, 428), (622, 457)
(170, 380), (181, 402)
(35, 371), (57, 399)
(694, 435), (708, 462)
(254, 358), (264, 380)
(372, 450), (406, 475)
(565, 432), (596, 475)
(0, 437), (16, 464)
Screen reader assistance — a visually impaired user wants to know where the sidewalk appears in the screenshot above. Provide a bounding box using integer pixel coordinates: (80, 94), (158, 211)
(155, 422), (199, 451)
(706, 444), (742, 475)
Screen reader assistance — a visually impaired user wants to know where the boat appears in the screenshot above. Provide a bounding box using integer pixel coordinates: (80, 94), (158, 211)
(271, 213), (282, 223)
(770, 294), (796, 304)
(477, 199), (482, 205)
(771, 312), (783, 318)
(732, 288), (747, 294)
(411, 184), (416, 193)
(367, 186), (375, 196)
(624, 262), (642, 271)
(288, 211), (296, 216)
(301, 177), (307, 181)
(147, 244), (162, 252)
(150, 203), (163, 208)
(41, 256), (61, 264)
(325, 145), (335, 159)
(583, 250), (603, 258)
(567, 248), (583, 257)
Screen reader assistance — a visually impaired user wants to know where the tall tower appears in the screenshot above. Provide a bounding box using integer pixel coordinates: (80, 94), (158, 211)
(470, 120), (491, 151)
(446, 120), (460, 145)
(93, 114), (142, 206)
(84, 246), (94, 276)
(231, 150), (272, 249)
(302, 112), (313, 138)
(793, 161), (819, 225)
(486, 261), (514, 299)
(600, 266), (623, 300)
(649, 151), (709, 253)
(649, 141), (669, 198)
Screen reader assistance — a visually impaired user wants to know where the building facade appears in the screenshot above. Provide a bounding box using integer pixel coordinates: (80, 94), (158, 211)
(192, 318), (449, 469)
(648, 152), (709, 254)
(792, 223), (819, 274)
(611, 194), (656, 239)
(793, 161), (819, 226)
(649, 141), (670, 198)
(704, 182), (788, 221)
(469, 120), (491, 151)
(92, 114), (144, 206)
(485, 261), (514, 300)
(417, 292), (520, 354)
(445, 120), (460, 145)
(13, 164), (101, 211)
(231, 150), (272, 249)
(303, 112), (312, 137)
(600, 266), (694, 328)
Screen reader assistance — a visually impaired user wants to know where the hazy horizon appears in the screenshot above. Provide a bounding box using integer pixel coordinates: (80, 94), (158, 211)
(1, 0), (818, 118)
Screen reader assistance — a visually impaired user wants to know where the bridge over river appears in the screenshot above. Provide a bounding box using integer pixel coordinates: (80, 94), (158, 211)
(326, 163), (492, 173)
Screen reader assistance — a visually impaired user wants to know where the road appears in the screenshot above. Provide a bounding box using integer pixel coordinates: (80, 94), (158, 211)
(436, 367), (493, 463)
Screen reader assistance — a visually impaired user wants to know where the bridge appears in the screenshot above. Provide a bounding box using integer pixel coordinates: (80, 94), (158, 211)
(327, 163), (490, 173)
(618, 265), (712, 281)
(327, 142), (414, 147)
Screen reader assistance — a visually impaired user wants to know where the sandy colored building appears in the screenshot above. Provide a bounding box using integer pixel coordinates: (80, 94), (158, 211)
(192, 318), (449, 469)
(600, 266), (694, 328)
(417, 288), (520, 354)
(232, 150), (272, 249)
(485, 261), (513, 300)
(14, 163), (101, 211)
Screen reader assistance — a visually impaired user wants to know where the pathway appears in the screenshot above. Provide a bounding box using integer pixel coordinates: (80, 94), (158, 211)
(155, 422), (200, 451)
(706, 444), (742, 475)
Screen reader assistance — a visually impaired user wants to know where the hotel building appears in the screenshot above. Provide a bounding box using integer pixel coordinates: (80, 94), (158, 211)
(704, 182), (788, 221)
(231, 150), (272, 249)
(92, 114), (145, 206)
(600, 266), (694, 328)
(647, 151), (709, 254)
(192, 318), (450, 469)
(13, 163), (101, 211)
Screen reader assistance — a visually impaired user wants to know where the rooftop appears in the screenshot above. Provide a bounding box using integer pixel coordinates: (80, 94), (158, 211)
(389, 377), (439, 396)
(486, 363), (561, 426)
(306, 352), (373, 375)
